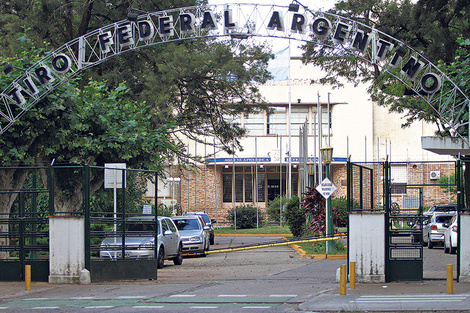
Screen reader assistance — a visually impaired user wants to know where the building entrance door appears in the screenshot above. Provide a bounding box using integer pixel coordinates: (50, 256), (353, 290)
(267, 179), (280, 202)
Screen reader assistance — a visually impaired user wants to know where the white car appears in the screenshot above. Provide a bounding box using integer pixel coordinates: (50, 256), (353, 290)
(100, 216), (183, 269)
(444, 213), (458, 254)
(423, 212), (454, 249)
(171, 216), (210, 255)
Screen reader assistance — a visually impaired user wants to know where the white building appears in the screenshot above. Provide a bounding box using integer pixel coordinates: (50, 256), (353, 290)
(153, 57), (454, 222)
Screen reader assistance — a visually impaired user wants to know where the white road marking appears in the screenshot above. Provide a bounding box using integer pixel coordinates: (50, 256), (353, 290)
(71, 297), (95, 300)
(132, 306), (165, 309)
(170, 294), (196, 297)
(218, 295), (247, 297)
(84, 306), (115, 309)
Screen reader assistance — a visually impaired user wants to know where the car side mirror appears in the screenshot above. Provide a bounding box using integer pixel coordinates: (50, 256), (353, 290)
(211, 219), (216, 224)
(203, 226), (210, 230)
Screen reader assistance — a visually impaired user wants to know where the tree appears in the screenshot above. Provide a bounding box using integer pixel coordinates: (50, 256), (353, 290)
(301, 0), (470, 206)
(0, 0), (273, 156)
(438, 38), (470, 207)
(0, 0), (272, 193)
(301, 0), (470, 134)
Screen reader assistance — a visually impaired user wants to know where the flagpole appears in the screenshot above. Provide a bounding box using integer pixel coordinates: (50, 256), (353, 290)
(288, 39), (292, 199)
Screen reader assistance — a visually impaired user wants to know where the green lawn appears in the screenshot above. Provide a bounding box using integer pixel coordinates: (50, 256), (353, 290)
(295, 240), (347, 255)
(214, 225), (347, 255)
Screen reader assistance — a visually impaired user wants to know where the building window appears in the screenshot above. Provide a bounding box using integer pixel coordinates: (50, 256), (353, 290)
(290, 106), (309, 135)
(391, 164), (408, 195)
(267, 107), (287, 135)
(223, 174), (232, 202)
(222, 166), (299, 203)
(312, 108), (330, 137)
(244, 112), (264, 135)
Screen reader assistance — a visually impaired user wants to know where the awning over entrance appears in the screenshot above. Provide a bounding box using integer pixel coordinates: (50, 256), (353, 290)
(421, 136), (470, 156)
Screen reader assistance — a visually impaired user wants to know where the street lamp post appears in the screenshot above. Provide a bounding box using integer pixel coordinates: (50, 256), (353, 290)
(307, 161), (315, 187)
(320, 145), (334, 253)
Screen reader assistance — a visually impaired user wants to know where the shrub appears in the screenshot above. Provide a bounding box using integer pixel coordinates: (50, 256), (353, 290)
(226, 205), (264, 229)
(331, 197), (349, 227)
(283, 196), (305, 237)
(266, 195), (289, 222)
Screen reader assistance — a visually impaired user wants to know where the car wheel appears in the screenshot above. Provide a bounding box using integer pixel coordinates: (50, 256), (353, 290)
(428, 241), (434, 249)
(450, 239), (457, 254)
(444, 243), (449, 253)
(173, 245), (183, 266)
(157, 247), (165, 269)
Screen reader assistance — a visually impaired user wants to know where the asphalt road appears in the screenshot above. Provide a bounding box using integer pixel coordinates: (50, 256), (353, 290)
(0, 235), (463, 312)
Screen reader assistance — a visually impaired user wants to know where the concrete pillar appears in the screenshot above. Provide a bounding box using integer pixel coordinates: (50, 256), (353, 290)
(459, 213), (470, 282)
(48, 215), (85, 284)
(349, 212), (386, 282)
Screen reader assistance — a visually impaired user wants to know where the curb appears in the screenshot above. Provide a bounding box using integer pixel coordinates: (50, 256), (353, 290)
(215, 234), (292, 237)
(290, 244), (347, 259)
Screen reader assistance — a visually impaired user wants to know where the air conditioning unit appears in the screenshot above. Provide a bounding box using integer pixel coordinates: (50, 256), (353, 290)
(430, 170), (440, 180)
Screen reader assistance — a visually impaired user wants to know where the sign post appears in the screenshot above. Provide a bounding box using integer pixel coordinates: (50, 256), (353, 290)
(104, 163), (126, 258)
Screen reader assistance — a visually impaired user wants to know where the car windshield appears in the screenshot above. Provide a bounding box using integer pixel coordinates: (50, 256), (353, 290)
(200, 214), (210, 223)
(173, 219), (200, 231)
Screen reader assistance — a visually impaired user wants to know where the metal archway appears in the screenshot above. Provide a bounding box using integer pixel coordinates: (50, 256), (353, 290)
(1, 2), (469, 142)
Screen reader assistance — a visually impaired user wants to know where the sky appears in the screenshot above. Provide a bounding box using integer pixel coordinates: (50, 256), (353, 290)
(207, 0), (339, 56)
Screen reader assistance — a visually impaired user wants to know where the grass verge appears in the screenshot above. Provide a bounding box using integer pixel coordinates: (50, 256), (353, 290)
(214, 225), (292, 235)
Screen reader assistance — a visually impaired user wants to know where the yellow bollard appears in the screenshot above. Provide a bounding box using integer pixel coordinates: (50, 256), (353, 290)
(350, 262), (356, 289)
(340, 264), (347, 295)
(447, 264), (453, 294)
(25, 265), (31, 291)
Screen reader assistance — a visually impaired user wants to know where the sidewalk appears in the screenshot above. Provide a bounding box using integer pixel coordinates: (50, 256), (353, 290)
(299, 279), (470, 312)
(0, 281), (57, 301)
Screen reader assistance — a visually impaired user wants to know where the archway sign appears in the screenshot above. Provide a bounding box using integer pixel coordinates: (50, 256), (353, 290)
(1, 2), (469, 142)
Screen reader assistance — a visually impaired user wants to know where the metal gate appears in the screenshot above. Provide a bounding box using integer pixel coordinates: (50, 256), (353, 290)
(384, 161), (424, 281)
(347, 161), (425, 282)
(0, 168), (51, 281)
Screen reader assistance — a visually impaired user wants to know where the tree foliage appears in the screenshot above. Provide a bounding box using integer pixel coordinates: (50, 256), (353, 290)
(301, 0), (470, 136)
(0, 1), (273, 214)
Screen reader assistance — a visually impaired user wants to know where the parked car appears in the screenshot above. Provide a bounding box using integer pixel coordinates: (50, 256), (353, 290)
(444, 213), (458, 254)
(100, 216), (183, 269)
(171, 215), (210, 255)
(423, 203), (457, 217)
(183, 211), (216, 245)
(423, 212), (455, 248)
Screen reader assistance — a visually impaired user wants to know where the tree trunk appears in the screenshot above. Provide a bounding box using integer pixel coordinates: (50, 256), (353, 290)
(38, 165), (104, 213)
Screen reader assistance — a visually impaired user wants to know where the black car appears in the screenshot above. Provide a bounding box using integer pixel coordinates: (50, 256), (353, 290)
(183, 212), (216, 245)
